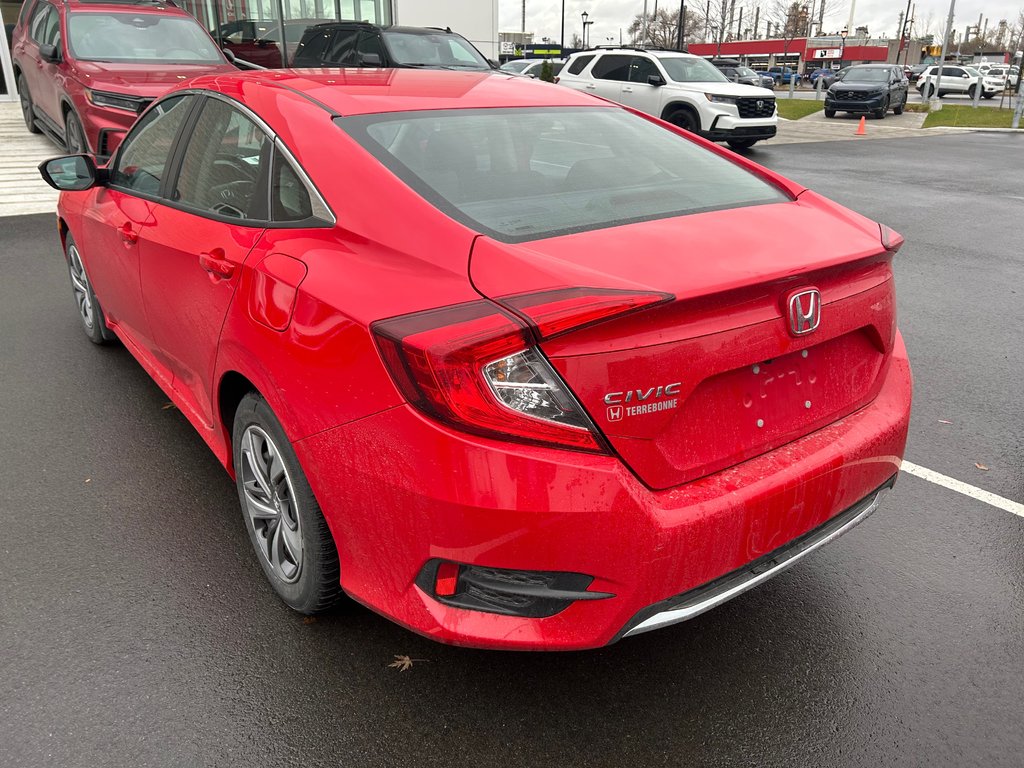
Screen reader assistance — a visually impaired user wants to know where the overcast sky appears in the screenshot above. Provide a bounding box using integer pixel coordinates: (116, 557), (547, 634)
(498, 1), (1024, 45)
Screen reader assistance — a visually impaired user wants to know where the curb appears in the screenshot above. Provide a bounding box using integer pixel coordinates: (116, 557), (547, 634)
(923, 126), (1022, 133)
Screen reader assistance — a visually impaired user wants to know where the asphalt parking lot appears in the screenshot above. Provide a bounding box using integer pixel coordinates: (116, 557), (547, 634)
(1, 131), (1022, 767)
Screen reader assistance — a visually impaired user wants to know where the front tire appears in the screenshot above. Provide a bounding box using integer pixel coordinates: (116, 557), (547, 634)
(875, 97), (889, 119)
(665, 107), (699, 134)
(824, 108), (836, 118)
(17, 74), (41, 134)
(232, 393), (341, 614)
(65, 234), (116, 345)
(64, 109), (87, 154)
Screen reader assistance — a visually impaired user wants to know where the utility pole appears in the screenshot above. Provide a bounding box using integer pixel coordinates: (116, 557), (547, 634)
(847, 0), (856, 37)
(818, 0), (826, 36)
(753, 5), (760, 39)
(676, 0), (686, 50)
(930, 0), (956, 111)
(898, 0), (912, 59)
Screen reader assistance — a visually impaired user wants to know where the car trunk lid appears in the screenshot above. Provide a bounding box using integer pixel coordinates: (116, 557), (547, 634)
(470, 193), (898, 489)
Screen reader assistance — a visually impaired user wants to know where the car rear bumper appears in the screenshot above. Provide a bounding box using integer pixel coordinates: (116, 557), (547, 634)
(295, 333), (911, 650)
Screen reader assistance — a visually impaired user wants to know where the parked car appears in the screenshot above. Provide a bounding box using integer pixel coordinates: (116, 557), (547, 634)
(558, 48), (777, 150)
(808, 67), (832, 85)
(499, 58), (533, 74)
(767, 65), (797, 85)
(292, 21), (492, 71)
(39, 68), (910, 650)
(517, 58), (566, 79)
(984, 66), (1009, 87)
(11, 0), (235, 156)
(824, 63), (909, 119)
(917, 65), (1003, 99)
(213, 18), (322, 68)
(713, 60), (770, 88)
(907, 63), (929, 83)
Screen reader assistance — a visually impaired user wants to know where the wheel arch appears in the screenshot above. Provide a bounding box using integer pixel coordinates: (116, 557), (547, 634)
(660, 100), (701, 123)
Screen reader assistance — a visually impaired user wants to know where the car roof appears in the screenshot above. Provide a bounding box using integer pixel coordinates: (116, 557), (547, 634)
(183, 69), (609, 116)
(62, 0), (191, 14)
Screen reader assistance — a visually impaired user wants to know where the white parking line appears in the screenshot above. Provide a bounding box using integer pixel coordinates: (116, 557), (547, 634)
(901, 461), (1024, 519)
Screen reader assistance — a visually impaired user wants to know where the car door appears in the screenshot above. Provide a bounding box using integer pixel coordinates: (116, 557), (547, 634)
(618, 55), (666, 115)
(80, 94), (197, 350)
(891, 66), (908, 104)
(943, 66), (968, 94)
(588, 54), (632, 101)
(21, 0), (61, 125)
(138, 96), (272, 428)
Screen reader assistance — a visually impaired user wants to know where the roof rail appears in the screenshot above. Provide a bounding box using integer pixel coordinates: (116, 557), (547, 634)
(587, 45), (687, 53)
(65, 0), (178, 6)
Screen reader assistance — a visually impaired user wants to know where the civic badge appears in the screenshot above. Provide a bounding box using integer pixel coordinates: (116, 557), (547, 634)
(786, 289), (821, 336)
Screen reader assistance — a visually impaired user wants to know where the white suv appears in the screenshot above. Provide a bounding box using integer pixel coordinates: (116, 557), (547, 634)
(917, 65), (1003, 99)
(557, 48), (777, 149)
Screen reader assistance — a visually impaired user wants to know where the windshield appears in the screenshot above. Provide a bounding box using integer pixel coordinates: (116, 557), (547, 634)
(340, 107), (787, 242)
(500, 60), (532, 73)
(844, 68), (890, 83)
(964, 67), (982, 76)
(69, 13), (223, 64)
(737, 66), (757, 77)
(659, 57), (728, 83)
(382, 31), (490, 69)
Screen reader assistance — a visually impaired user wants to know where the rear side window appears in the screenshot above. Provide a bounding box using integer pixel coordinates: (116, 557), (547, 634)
(340, 107), (788, 243)
(271, 149), (313, 221)
(566, 54), (593, 75)
(293, 28), (333, 65)
(172, 99), (271, 221)
(592, 55), (632, 81)
(111, 95), (193, 195)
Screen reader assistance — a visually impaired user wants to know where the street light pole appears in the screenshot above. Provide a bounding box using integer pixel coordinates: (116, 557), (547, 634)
(581, 11), (589, 49)
(840, 27), (848, 68)
(931, 0), (956, 111)
(561, 0), (565, 51)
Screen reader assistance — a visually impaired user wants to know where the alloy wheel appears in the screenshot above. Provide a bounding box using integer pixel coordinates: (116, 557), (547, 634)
(65, 113), (85, 154)
(20, 86), (32, 127)
(67, 245), (95, 332)
(240, 425), (303, 583)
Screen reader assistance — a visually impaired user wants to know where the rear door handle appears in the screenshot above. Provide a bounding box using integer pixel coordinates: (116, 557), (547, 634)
(199, 249), (235, 279)
(585, 84), (597, 90)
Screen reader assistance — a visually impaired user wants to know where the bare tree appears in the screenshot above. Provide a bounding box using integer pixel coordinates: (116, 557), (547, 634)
(628, 7), (704, 48)
(763, 1), (805, 65)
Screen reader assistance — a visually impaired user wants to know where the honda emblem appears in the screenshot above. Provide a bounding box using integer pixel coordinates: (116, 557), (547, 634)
(607, 405), (623, 422)
(787, 289), (821, 336)
(756, 99), (765, 110)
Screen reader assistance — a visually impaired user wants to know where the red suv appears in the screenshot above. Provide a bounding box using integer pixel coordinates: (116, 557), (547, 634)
(12, 0), (235, 156)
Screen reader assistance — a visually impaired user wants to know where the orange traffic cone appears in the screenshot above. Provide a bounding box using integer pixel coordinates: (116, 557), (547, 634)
(855, 116), (867, 135)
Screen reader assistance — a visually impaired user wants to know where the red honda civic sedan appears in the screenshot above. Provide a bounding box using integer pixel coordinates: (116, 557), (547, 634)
(40, 69), (912, 650)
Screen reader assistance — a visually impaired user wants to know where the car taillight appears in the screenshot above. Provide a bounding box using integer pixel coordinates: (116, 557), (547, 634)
(372, 300), (607, 452)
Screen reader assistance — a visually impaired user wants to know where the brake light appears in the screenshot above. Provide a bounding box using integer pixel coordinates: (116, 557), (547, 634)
(500, 288), (674, 340)
(372, 301), (607, 452)
(880, 224), (904, 254)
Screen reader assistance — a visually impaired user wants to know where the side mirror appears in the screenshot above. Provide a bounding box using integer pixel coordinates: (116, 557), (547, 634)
(647, 74), (665, 86)
(39, 43), (60, 63)
(38, 155), (102, 191)
(359, 52), (382, 66)
(222, 47), (236, 64)
(962, 73), (970, 78)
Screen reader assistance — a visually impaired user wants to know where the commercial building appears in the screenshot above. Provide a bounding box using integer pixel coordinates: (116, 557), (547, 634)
(689, 35), (924, 73)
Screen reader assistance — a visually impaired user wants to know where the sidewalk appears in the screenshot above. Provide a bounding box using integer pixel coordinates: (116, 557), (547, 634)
(772, 112), (966, 145)
(0, 102), (61, 218)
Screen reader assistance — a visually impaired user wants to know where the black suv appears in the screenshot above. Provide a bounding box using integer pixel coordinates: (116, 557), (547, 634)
(292, 22), (493, 70)
(824, 64), (909, 119)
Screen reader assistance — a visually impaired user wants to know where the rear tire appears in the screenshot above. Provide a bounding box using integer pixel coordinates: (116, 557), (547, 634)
(893, 99), (905, 115)
(967, 84), (978, 100)
(665, 107), (699, 134)
(232, 392), (342, 615)
(17, 75), (41, 134)
(64, 234), (116, 345)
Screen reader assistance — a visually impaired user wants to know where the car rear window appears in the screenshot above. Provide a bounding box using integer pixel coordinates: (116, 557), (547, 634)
(338, 107), (789, 243)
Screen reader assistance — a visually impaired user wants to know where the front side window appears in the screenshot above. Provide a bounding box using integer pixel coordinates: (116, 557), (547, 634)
(29, 3), (58, 47)
(340, 107), (788, 242)
(111, 95), (193, 195)
(591, 55), (632, 81)
(322, 29), (359, 65)
(67, 13), (224, 64)
(628, 56), (660, 83)
(659, 57), (729, 83)
(356, 31), (385, 64)
(172, 99), (271, 221)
